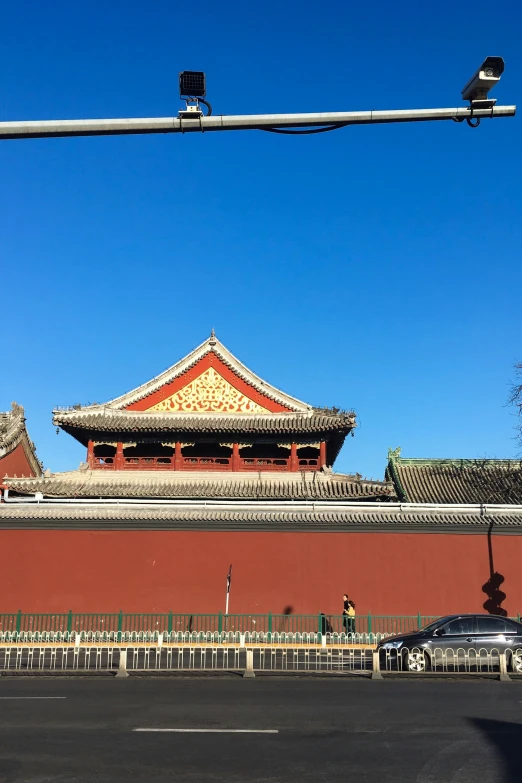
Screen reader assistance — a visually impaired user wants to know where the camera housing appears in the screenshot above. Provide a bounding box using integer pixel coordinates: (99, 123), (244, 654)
(462, 57), (504, 104)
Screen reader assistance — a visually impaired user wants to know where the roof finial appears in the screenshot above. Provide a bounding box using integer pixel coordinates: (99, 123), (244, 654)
(209, 328), (216, 345)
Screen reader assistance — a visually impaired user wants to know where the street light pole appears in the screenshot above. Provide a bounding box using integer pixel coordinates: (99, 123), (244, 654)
(0, 104), (515, 140)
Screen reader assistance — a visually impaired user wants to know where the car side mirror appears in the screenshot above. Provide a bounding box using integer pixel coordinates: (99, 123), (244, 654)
(434, 628), (445, 636)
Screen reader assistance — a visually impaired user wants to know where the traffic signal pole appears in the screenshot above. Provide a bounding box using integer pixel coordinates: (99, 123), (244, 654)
(0, 104), (515, 140)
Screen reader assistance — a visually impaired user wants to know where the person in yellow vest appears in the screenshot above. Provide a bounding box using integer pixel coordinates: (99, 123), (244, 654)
(343, 594), (356, 635)
(347, 600), (356, 635)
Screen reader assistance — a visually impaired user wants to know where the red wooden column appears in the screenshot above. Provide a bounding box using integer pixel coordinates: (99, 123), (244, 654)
(232, 443), (240, 471)
(290, 443), (298, 471)
(87, 440), (94, 469)
(115, 442), (124, 470)
(319, 440), (327, 469)
(174, 442), (182, 470)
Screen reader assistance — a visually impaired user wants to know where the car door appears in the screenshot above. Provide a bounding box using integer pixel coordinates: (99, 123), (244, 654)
(431, 616), (477, 669)
(475, 616), (512, 665)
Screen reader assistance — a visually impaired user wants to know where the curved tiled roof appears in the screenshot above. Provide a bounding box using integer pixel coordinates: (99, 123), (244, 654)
(386, 453), (522, 504)
(0, 403), (42, 477)
(0, 501), (520, 532)
(5, 469), (394, 501)
(52, 408), (355, 435)
(55, 333), (313, 413)
(0, 403), (27, 454)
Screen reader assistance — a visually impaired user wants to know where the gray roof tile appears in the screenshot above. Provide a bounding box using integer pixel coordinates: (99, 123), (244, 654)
(0, 501), (520, 532)
(387, 455), (522, 504)
(53, 409), (356, 435)
(5, 469), (394, 501)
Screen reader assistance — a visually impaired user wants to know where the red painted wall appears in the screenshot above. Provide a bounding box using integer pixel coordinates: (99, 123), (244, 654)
(1, 530), (520, 616)
(0, 443), (36, 480)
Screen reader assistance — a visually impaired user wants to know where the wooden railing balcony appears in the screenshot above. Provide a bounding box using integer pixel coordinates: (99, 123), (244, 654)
(181, 457), (231, 470)
(240, 458), (290, 471)
(298, 459), (319, 468)
(92, 457), (116, 469)
(123, 457), (173, 470)
(90, 455), (321, 472)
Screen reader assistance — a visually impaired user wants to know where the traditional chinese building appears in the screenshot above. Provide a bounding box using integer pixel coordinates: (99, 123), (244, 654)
(5, 332), (393, 502)
(1, 334), (522, 618)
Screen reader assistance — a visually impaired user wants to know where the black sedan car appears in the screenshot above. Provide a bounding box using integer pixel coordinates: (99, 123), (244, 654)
(377, 614), (522, 673)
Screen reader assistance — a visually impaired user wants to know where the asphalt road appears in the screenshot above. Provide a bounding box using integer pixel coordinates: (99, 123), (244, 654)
(0, 677), (521, 782)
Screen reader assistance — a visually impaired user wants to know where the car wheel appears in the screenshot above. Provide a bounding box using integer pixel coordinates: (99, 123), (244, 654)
(510, 650), (522, 674)
(403, 649), (429, 673)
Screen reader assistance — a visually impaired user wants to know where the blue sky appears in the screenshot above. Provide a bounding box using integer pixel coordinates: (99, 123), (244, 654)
(1, 0), (520, 480)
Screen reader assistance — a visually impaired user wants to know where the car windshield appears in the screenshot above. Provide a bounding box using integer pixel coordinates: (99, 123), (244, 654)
(420, 619), (446, 633)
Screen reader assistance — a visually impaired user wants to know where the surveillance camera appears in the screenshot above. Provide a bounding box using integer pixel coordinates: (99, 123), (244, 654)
(462, 56), (504, 104)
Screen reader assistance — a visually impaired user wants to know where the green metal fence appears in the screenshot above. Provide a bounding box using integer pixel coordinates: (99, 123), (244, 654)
(2, 611), (521, 638)
(0, 611), (464, 637)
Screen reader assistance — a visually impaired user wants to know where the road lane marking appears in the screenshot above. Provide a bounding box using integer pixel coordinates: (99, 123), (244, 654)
(133, 728), (278, 734)
(0, 697), (67, 700)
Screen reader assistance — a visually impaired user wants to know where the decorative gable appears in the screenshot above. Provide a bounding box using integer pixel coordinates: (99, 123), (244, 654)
(145, 367), (271, 414)
(124, 343), (298, 414)
(58, 333), (312, 414)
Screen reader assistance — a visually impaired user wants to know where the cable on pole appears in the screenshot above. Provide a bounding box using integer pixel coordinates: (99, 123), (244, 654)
(197, 97), (213, 117)
(261, 124), (347, 135)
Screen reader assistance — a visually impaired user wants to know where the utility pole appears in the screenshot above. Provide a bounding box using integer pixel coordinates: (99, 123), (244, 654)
(0, 59), (515, 141)
(225, 565), (232, 616)
(0, 105), (515, 141)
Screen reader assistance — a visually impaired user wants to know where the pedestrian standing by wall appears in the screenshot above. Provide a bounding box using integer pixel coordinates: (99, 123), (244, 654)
(347, 600), (356, 635)
(343, 594), (350, 632)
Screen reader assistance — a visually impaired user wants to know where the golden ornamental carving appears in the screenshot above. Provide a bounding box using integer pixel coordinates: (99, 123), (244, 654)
(145, 368), (270, 414)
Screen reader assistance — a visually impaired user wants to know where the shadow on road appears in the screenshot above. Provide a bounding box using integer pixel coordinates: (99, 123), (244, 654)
(469, 717), (522, 782)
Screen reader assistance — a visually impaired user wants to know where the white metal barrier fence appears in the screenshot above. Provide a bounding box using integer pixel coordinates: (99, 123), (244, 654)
(0, 630), (387, 645)
(0, 646), (116, 671)
(0, 646), (372, 673)
(0, 645), (519, 678)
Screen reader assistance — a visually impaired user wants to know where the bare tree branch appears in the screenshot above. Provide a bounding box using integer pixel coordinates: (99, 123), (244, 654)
(508, 362), (522, 448)
(429, 459), (522, 504)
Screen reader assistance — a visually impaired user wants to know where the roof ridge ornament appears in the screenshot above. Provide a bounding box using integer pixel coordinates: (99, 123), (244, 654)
(209, 328), (217, 346)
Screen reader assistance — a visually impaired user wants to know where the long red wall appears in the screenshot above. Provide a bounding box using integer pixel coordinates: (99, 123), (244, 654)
(1, 530), (520, 616)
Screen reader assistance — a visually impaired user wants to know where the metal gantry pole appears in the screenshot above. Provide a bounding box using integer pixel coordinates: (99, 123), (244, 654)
(0, 105), (515, 140)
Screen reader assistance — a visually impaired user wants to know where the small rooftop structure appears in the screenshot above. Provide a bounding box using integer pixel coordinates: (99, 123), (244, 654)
(386, 448), (522, 504)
